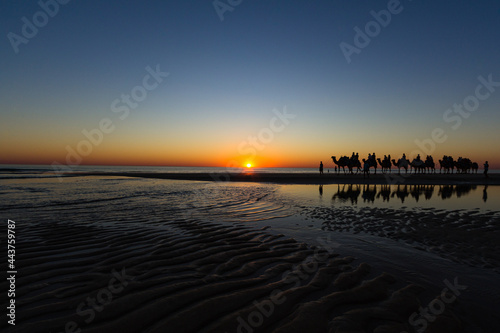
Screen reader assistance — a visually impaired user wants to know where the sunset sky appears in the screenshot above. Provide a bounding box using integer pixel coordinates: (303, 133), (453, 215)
(1, 0), (499, 168)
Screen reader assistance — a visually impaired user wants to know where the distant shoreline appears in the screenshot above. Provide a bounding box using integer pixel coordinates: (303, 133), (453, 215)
(68, 171), (500, 185)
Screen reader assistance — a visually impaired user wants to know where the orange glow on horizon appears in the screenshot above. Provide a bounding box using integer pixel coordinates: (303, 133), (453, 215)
(1, 139), (499, 169)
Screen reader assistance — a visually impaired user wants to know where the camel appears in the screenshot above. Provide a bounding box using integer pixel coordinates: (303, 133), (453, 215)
(329, 152), (477, 176)
(455, 158), (473, 174)
(471, 162), (478, 174)
(350, 159), (362, 173)
(410, 158), (426, 174)
(377, 158), (392, 173)
(425, 155), (435, 173)
(331, 156), (350, 174)
(391, 158), (409, 174)
(439, 156), (454, 174)
(366, 158), (378, 174)
(331, 156), (361, 174)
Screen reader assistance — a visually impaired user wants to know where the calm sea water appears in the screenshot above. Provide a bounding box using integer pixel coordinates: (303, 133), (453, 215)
(1, 164), (498, 180)
(0, 164), (319, 179)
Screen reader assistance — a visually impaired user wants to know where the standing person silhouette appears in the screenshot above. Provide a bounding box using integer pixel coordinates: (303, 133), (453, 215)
(363, 159), (370, 179)
(319, 161), (324, 175)
(484, 161), (489, 178)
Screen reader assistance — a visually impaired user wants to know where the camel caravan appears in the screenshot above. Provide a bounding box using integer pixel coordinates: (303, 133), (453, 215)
(331, 152), (479, 174)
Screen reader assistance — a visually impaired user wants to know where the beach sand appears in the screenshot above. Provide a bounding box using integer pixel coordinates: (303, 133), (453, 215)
(1, 215), (471, 333)
(302, 206), (500, 272)
(2, 174), (499, 332)
(66, 171), (500, 185)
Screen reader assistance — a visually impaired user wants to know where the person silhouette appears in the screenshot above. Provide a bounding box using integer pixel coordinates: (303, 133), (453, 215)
(484, 161), (489, 178)
(363, 158), (370, 179)
(319, 161), (324, 175)
(483, 185), (488, 202)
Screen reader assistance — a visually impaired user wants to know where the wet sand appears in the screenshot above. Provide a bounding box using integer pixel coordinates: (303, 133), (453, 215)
(2, 175), (499, 332)
(1, 216), (472, 333)
(66, 171), (500, 185)
(304, 206), (500, 272)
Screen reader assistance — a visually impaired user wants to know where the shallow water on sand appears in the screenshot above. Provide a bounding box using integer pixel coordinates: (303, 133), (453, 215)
(2, 176), (500, 332)
(274, 183), (499, 211)
(1, 177), (291, 226)
(266, 183), (500, 273)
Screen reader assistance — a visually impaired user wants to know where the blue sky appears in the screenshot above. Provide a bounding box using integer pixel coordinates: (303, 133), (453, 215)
(1, 0), (499, 167)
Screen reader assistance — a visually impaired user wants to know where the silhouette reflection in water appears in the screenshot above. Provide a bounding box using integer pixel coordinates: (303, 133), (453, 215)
(391, 184), (410, 203)
(362, 184), (377, 203)
(331, 184), (361, 205)
(438, 185), (476, 200)
(331, 184), (478, 205)
(377, 184), (391, 202)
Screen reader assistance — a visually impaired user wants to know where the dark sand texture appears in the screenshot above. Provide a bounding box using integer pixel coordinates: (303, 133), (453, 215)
(65, 171), (500, 185)
(0, 217), (465, 333)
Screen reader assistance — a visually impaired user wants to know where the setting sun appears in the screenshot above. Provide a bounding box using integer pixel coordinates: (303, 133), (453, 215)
(246, 163), (252, 168)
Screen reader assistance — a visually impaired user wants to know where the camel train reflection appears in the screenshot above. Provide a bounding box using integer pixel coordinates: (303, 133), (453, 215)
(331, 153), (479, 174)
(330, 184), (482, 204)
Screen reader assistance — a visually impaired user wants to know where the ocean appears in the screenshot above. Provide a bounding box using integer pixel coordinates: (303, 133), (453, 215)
(1, 164), (498, 178)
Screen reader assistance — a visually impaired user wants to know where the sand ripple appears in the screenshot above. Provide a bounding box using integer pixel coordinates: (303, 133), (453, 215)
(305, 206), (500, 272)
(0, 217), (465, 333)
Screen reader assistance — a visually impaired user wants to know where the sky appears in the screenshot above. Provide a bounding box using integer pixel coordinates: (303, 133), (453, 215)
(1, 0), (499, 169)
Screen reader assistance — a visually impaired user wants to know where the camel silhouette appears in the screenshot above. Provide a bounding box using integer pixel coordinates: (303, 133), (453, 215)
(391, 156), (409, 174)
(472, 162), (479, 173)
(425, 155), (435, 173)
(439, 156), (455, 174)
(331, 184), (361, 204)
(377, 158), (392, 173)
(410, 157), (426, 174)
(331, 156), (361, 174)
(329, 153), (480, 176)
